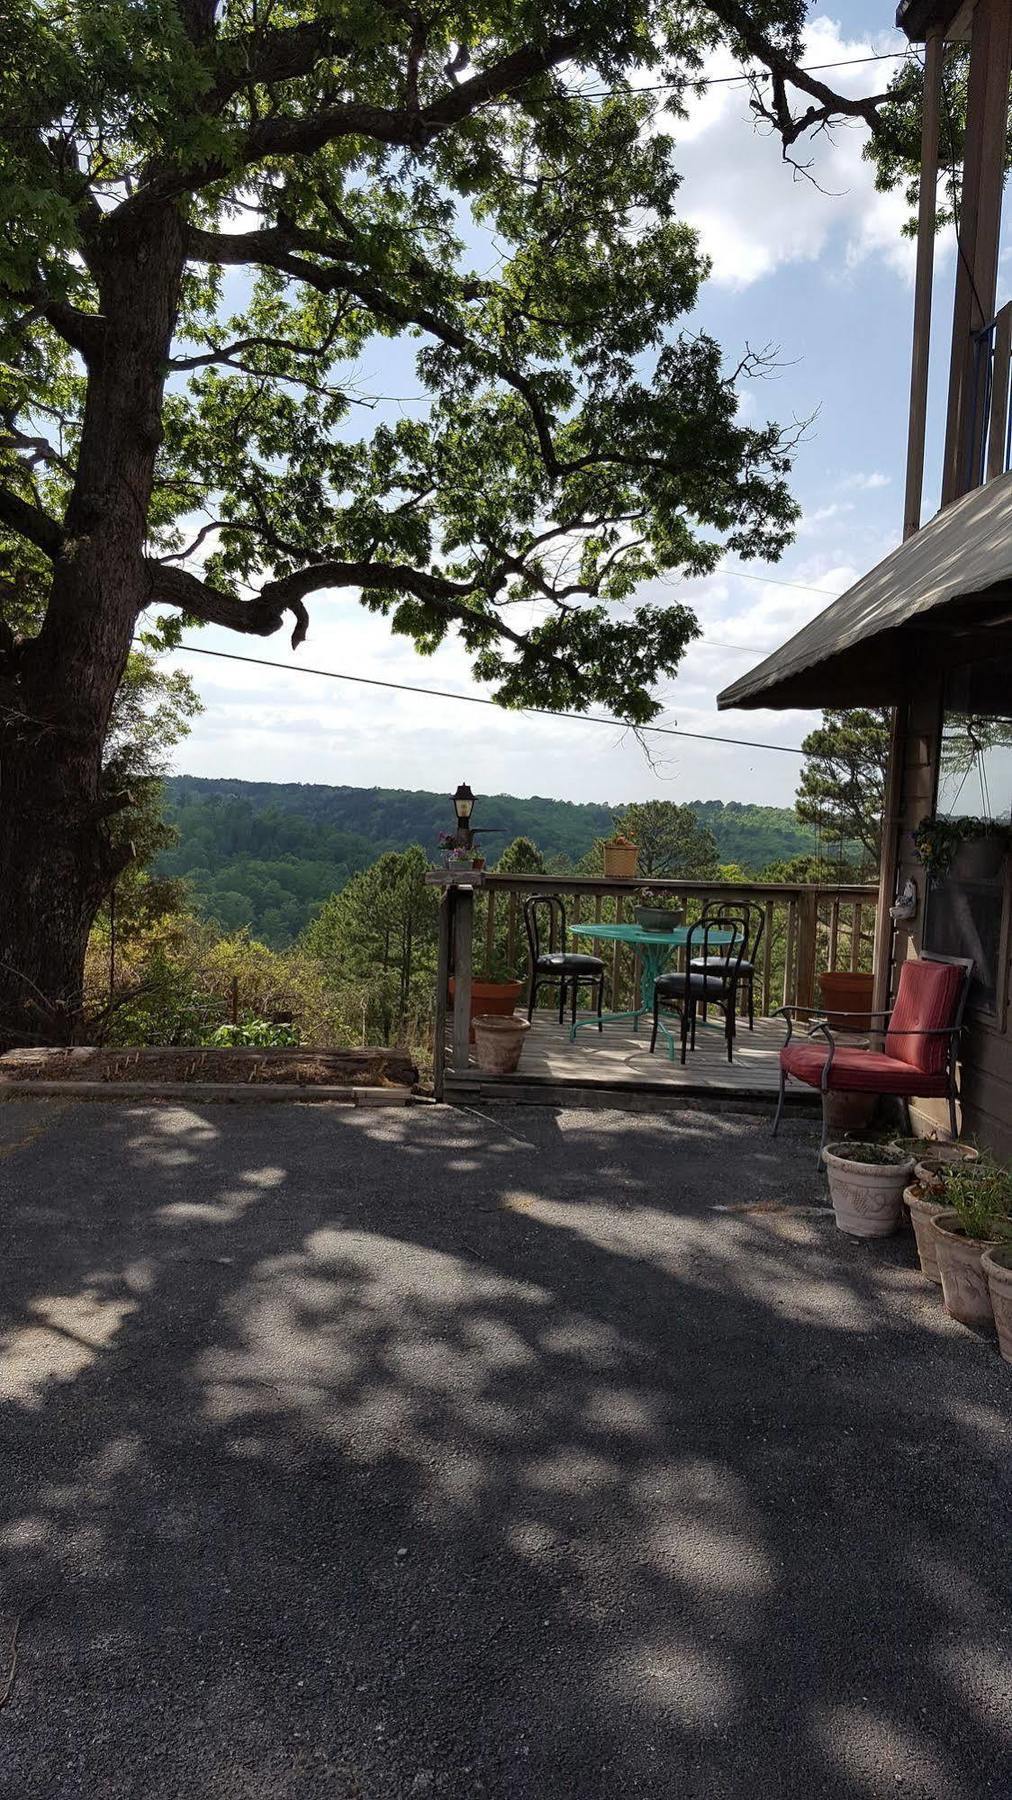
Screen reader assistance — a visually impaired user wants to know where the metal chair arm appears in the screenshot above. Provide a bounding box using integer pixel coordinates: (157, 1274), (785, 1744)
(772, 1003), (828, 1047)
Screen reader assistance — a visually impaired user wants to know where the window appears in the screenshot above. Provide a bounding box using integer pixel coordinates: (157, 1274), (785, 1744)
(923, 656), (1012, 1016)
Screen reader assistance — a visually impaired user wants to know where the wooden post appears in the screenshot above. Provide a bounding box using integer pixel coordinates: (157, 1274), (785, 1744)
(230, 975), (239, 1026)
(904, 26), (945, 539)
(483, 886), (496, 976)
(782, 898), (798, 1007)
(433, 890), (451, 1100)
(872, 704), (907, 1022)
(986, 299), (1012, 478)
(761, 900), (774, 1015)
(942, 0), (1012, 504)
(451, 884), (474, 1070)
(850, 903), (864, 974)
(795, 889), (819, 1010)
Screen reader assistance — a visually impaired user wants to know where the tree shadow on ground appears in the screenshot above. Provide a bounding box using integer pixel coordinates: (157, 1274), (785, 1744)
(0, 1098), (1008, 1800)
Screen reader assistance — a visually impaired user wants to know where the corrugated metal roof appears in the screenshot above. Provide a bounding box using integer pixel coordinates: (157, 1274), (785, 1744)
(717, 470), (1012, 712)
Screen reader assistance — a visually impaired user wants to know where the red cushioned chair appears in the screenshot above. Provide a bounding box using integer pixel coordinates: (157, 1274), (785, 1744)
(771, 953), (974, 1149)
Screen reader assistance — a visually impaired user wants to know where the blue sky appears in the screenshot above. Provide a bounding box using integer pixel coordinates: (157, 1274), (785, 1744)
(170, 5), (973, 813)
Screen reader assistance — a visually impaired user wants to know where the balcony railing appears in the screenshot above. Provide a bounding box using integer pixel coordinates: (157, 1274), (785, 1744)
(428, 872), (878, 1096)
(966, 301), (1012, 491)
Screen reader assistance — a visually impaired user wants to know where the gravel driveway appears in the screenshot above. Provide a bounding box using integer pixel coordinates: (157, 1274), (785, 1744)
(0, 1098), (1008, 1799)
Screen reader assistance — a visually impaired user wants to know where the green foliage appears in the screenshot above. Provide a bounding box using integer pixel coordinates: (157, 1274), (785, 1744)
(1, 0), (818, 733)
(584, 800), (719, 878)
(98, 650), (203, 905)
(205, 1019), (300, 1048)
(495, 836), (546, 875)
(795, 709), (890, 875)
(157, 777), (824, 940)
(942, 1160), (1012, 1244)
(302, 846), (439, 1044)
(912, 815), (1011, 880)
(759, 852), (826, 884)
(865, 49), (970, 238)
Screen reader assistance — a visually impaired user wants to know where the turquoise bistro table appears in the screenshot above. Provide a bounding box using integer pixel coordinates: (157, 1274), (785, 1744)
(567, 920), (734, 1051)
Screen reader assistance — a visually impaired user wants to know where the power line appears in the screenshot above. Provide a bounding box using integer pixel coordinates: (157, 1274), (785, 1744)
(158, 638), (808, 755)
(729, 569), (838, 597)
(580, 48), (916, 100)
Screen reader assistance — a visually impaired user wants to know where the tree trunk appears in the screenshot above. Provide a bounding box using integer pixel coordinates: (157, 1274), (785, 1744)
(0, 207), (185, 1046)
(0, 738), (121, 1043)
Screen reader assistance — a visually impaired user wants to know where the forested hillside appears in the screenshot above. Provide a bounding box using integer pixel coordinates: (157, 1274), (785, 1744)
(157, 778), (819, 945)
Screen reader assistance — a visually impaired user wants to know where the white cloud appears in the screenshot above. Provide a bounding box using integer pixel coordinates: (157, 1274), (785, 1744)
(671, 17), (921, 290)
(840, 470), (892, 490)
(796, 500), (854, 534)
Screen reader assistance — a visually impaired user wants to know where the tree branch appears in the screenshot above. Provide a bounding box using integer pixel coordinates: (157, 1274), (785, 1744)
(0, 426), (73, 476)
(691, 2), (889, 147)
(115, 34), (582, 220)
(0, 485), (64, 558)
(0, 282), (105, 361)
(206, 18), (361, 104)
(144, 555), (533, 655)
(144, 560), (311, 650)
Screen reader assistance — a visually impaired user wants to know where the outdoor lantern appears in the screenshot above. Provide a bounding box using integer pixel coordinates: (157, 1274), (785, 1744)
(453, 783), (475, 825)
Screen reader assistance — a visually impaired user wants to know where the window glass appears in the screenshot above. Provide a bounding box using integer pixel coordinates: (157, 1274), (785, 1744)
(935, 660), (1012, 822)
(924, 657), (1011, 1016)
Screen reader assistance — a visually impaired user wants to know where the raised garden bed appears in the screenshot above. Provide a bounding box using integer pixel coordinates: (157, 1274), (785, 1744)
(0, 1044), (418, 1096)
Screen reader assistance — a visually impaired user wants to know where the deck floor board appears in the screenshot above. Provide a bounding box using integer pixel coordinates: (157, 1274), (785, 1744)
(445, 1011), (816, 1104)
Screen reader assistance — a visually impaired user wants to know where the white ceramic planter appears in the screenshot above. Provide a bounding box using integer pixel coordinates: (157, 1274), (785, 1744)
(903, 1183), (946, 1283)
(930, 1210), (998, 1329)
(980, 1249), (1012, 1363)
(823, 1143), (914, 1238)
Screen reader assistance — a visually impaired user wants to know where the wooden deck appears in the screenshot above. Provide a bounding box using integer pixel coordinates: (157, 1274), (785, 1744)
(444, 1011), (819, 1112)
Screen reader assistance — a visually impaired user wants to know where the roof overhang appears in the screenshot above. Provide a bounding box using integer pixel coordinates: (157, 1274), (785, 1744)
(717, 471), (1012, 712)
(896, 0), (973, 42)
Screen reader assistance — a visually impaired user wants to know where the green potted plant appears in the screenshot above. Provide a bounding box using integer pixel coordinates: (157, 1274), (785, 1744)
(912, 815), (1010, 881)
(930, 1159), (1012, 1329)
(900, 1142), (980, 1284)
(448, 946), (524, 1043)
(822, 1140), (915, 1238)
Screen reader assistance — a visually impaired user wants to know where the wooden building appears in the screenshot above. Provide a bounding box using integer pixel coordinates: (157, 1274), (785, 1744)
(720, 0), (1012, 1156)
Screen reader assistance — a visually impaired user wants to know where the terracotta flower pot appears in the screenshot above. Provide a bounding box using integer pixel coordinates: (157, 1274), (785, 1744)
(980, 1248), (1012, 1363)
(903, 1183), (946, 1284)
(818, 971), (875, 1032)
(930, 1210), (999, 1328)
(823, 1142), (914, 1238)
(448, 978), (524, 1044)
(472, 1012), (530, 1074)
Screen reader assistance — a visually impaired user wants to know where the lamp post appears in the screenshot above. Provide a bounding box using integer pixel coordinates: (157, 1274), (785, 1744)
(452, 782), (475, 849)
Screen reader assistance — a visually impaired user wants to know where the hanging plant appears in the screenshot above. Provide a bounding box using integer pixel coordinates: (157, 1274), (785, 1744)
(912, 814), (1010, 879)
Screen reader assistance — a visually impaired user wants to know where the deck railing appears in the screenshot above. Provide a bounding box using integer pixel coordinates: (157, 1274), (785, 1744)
(429, 872), (878, 1096)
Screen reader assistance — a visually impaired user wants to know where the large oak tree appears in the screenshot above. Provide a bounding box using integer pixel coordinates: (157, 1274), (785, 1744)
(1, 0), (893, 1041)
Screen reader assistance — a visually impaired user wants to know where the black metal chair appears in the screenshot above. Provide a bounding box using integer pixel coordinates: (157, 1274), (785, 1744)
(524, 894), (606, 1029)
(689, 898), (765, 1029)
(649, 911), (748, 1064)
